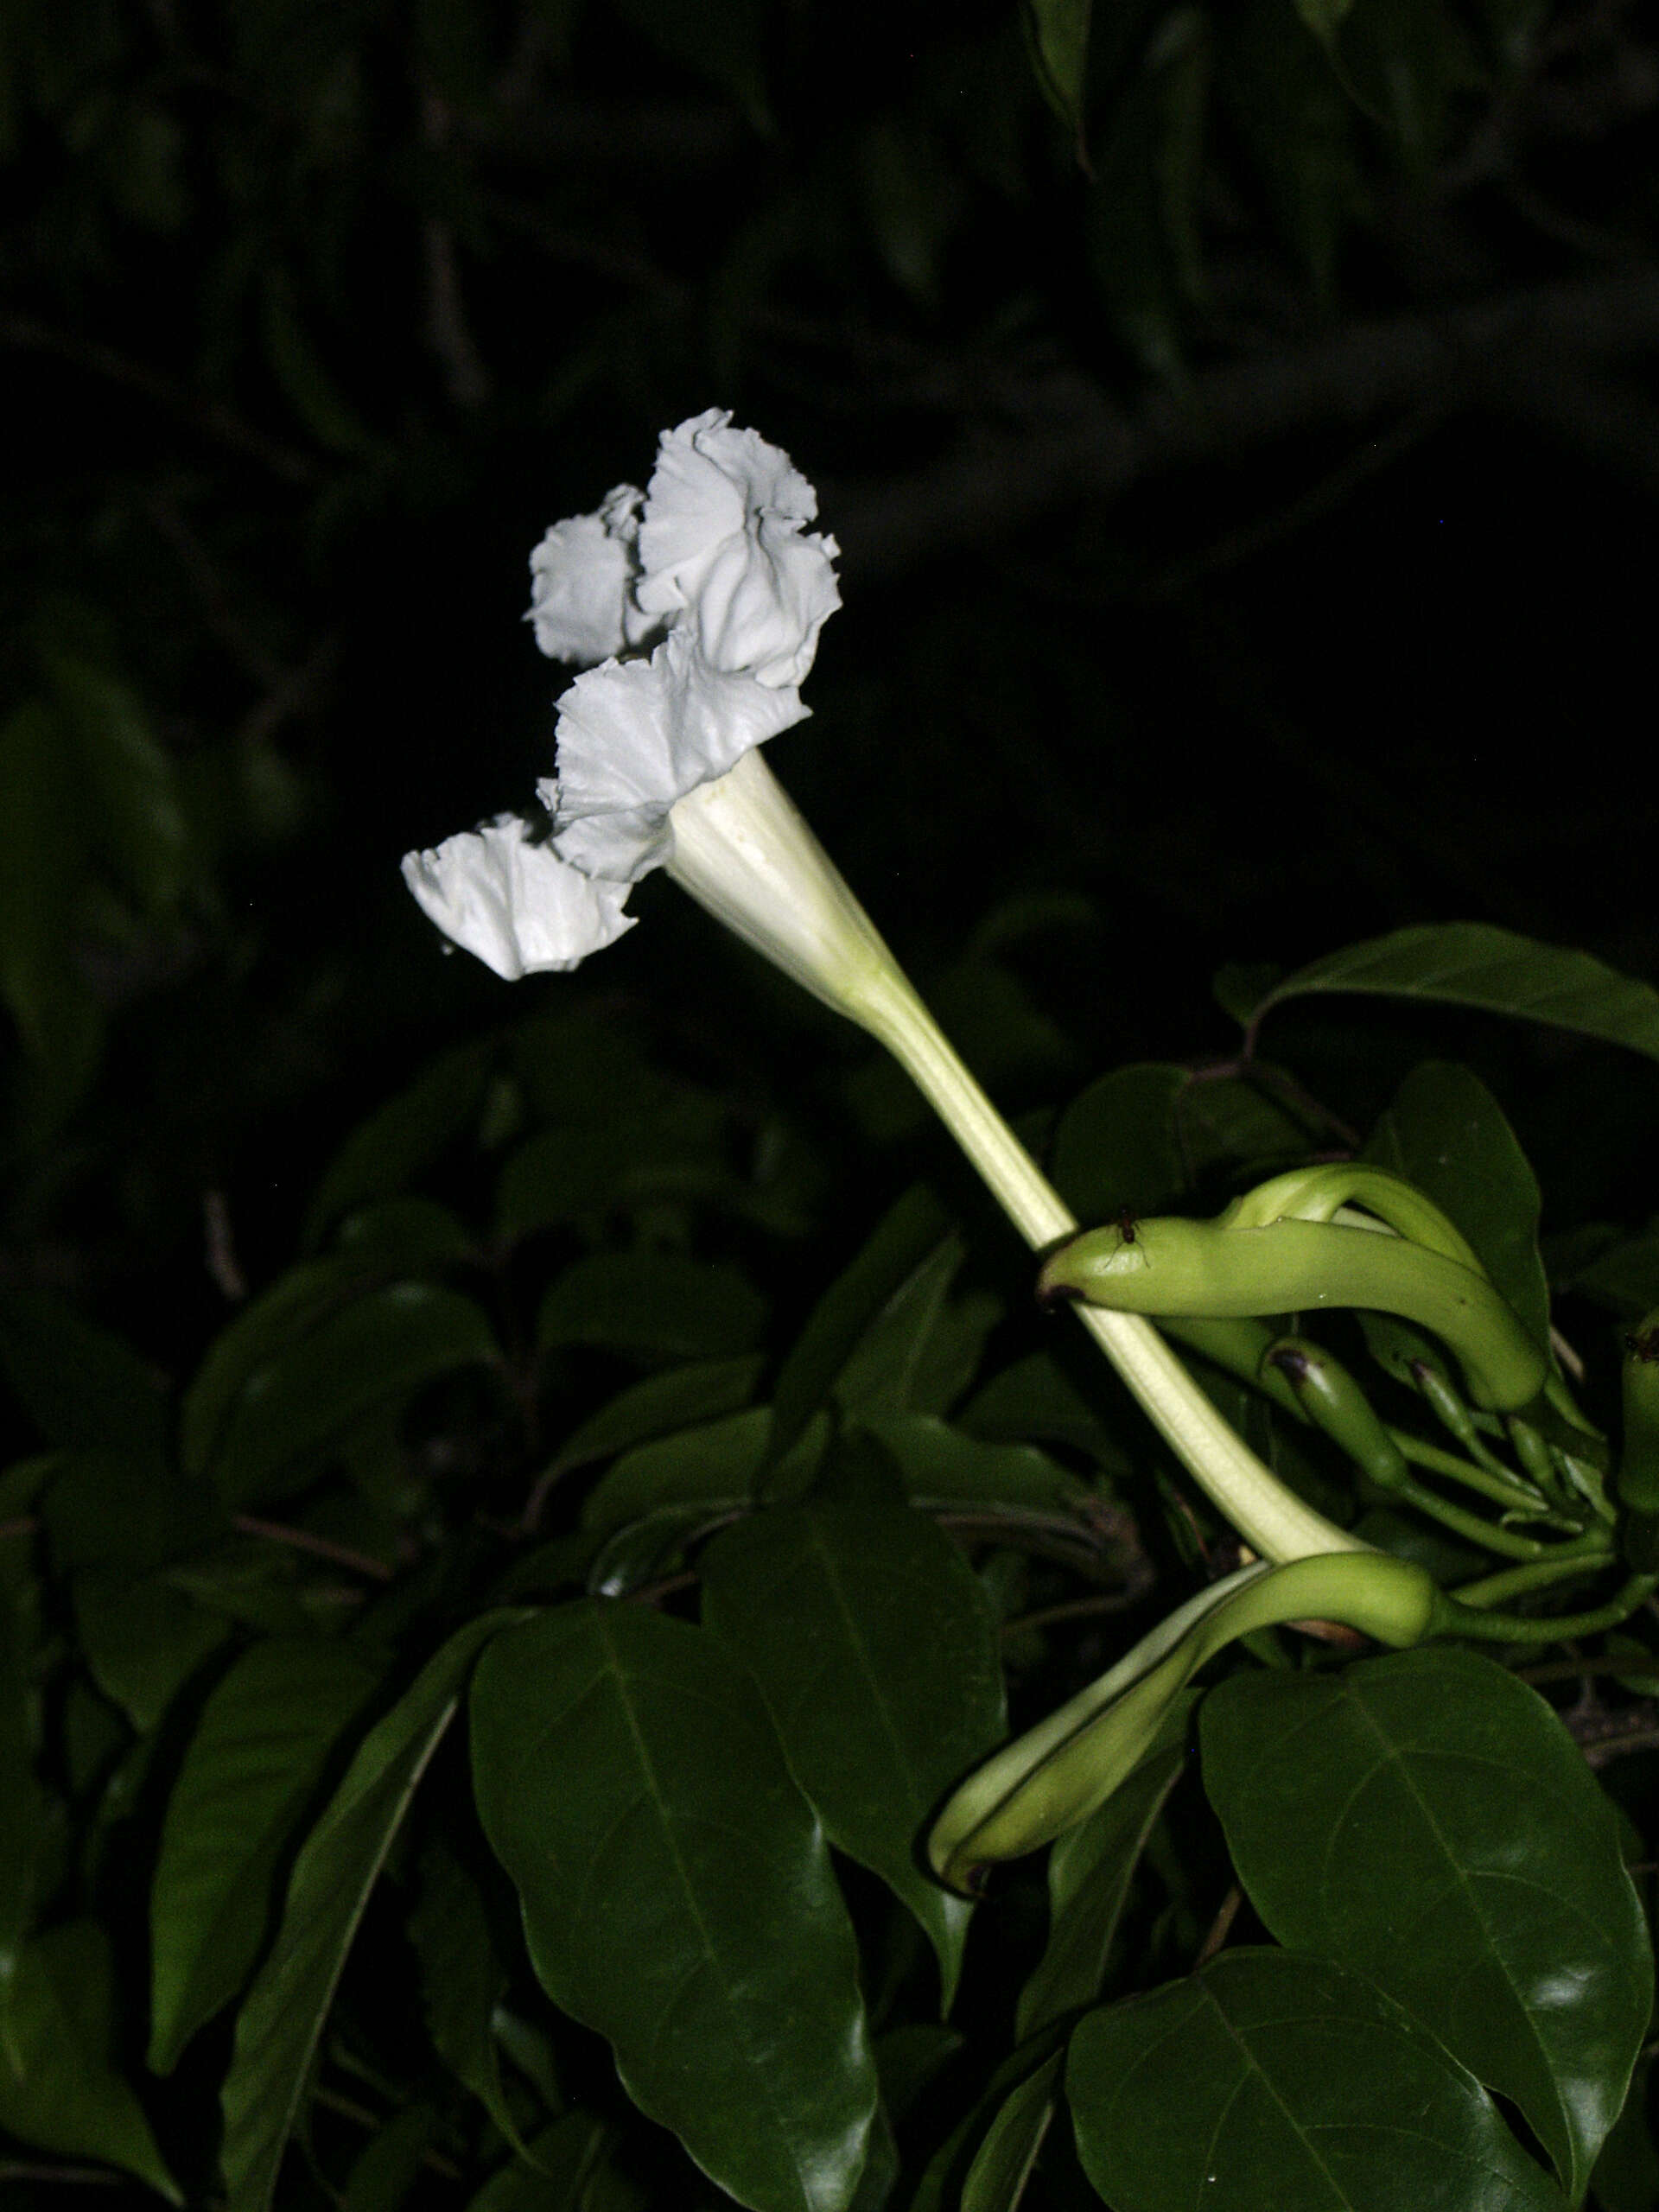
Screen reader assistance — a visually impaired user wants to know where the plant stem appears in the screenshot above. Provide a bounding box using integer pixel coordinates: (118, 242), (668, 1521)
(856, 969), (1365, 1565)
(1385, 1427), (1550, 1514)
(1452, 1550), (1619, 1610)
(1441, 1574), (1656, 1645)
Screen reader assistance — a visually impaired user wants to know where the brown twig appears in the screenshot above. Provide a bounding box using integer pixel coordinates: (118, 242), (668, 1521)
(1194, 1885), (1243, 1970)
(230, 1515), (394, 1580)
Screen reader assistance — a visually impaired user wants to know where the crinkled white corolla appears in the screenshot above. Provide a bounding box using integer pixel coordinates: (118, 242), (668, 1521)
(403, 410), (1363, 1566)
(400, 813), (634, 979)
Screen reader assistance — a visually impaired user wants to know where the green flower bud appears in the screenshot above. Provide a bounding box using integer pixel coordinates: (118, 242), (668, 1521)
(1039, 1211), (1546, 1413)
(1262, 1337), (1410, 1491)
(927, 1552), (1441, 1894)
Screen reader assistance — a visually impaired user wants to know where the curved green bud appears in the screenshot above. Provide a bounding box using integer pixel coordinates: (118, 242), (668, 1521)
(1040, 1213), (1547, 1413)
(1618, 1311), (1659, 1567)
(1262, 1337), (1409, 1491)
(927, 1552), (1440, 1894)
(1219, 1165), (1484, 1272)
(1160, 1314), (1308, 1421)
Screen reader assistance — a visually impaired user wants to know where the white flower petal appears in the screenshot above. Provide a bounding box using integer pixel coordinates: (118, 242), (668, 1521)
(527, 486), (652, 665)
(634, 409), (841, 688)
(547, 627), (808, 881)
(402, 814), (635, 977)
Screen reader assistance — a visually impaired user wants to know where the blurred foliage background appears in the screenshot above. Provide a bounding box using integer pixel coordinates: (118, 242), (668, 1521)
(3, 0), (1657, 1395)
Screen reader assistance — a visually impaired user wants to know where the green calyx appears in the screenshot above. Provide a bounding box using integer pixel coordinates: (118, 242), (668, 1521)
(1039, 1167), (1548, 1414)
(926, 1552), (1440, 1895)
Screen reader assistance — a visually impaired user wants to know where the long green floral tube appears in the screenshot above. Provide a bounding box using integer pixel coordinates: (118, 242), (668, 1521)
(928, 1550), (1442, 1892)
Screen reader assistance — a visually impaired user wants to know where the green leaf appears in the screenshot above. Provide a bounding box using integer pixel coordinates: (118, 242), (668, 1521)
(149, 1637), (382, 2072)
(959, 2049), (1061, 2212)
(1014, 1693), (1194, 2037)
(539, 1356), (765, 1486)
(72, 1567), (232, 1732)
(0, 1918), (181, 2202)
(700, 1500), (1006, 2010)
(535, 1251), (765, 1363)
(1364, 1061), (1551, 1353)
(45, 652), (188, 915)
(219, 1612), (518, 2212)
(1068, 1948), (1568, 2212)
(333, 1197), (475, 1275)
(830, 1236), (988, 1422)
(340, 2103), (442, 2212)
(1239, 925), (1659, 1065)
(0, 1288), (166, 1449)
(1024, 0), (1092, 155)
(470, 1602), (878, 2212)
(461, 2113), (610, 2212)
(202, 1281), (499, 1505)
(1293, 0), (1355, 48)
(1050, 1064), (1189, 1225)
(302, 1042), (493, 1250)
(580, 1408), (829, 1541)
(770, 1186), (953, 1463)
(868, 1414), (1091, 1519)
(1201, 1646), (1651, 2198)
(407, 1836), (531, 2152)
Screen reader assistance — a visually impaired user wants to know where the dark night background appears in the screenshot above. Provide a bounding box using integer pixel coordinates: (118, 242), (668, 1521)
(6, 8), (1659, 2207)
(3, 0), (1656, 1381)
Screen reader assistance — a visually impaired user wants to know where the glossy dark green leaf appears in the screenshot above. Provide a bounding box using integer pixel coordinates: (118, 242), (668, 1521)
(580, 1408), (826, 1539)
(961, 1353), (1129, 1475)
(182, 1258), (378, 1475)
(149, 1637), (382, 2072)
(471, 1602), (878, 2212)
(1050, 1064), (1189, 1225)
(907, 2029), (1068, 2212)
(831, 1236), (996, 1424)
(462, 2113), (610, 2212)
(1068, 1948), (1568, 2212)
(0, 1918), (181, 2202)
(408, 1837), (529, 2152)
(770, 1186), (952, 1462)
(959, 2049), (1061, 2212)
(0, 1288), (166, 1450)
(219, 1612), (517, 2212)
(1015, 1693), (1194, 2037)
(73, 1567), (232, 1732)
(868, 1414), (1091, 1519)
(541, 1357), (765, 1484)
(1201, 1647), (1650, 2198)
(302, 1042), (492, 1250)
(701, 1500), (1006, 2009)
(202, 1281), (499, 1505)
(1364, 1061), (1551, 1354)
(535, 1251), (765, 1362)
(588, 1501), (738, 1598)
(1240, 925), (1659, 1065)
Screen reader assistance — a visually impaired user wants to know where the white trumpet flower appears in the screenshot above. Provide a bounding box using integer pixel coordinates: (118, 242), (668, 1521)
(403, 410), (1363, 1567)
